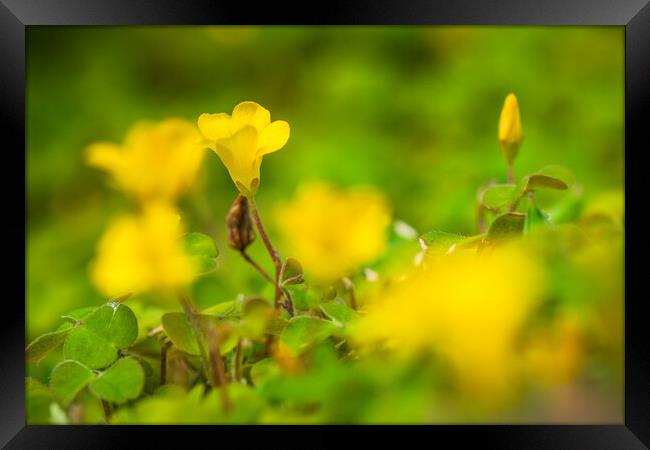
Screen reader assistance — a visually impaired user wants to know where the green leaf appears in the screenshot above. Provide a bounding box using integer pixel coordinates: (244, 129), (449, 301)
(50, 360), (94, 406)
(419, 230), (484, 253)
(524, 205), (551, 235)
(89, 358), (145, 404)
(250, 358), (280, 388)
(26, 329), (71, 363)
(280, 257), (304, 285)
(286, 286), (321, 311)
(60, 306), (97, 323)
(26, 378), (54, 424)
(63, 302), (139, 369)
(184, 232), (218, 274)
(161, 312), (234, 355)
(486, 212), (526, 241)
(162, 312), (201, 355)
(320, 301), (358, 325)
(280, 316), (340, 354)
(526, 165), (575, 191)
(480, 184), (519, 210)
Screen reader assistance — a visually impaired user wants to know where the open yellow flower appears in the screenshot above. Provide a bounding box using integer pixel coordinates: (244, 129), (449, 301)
(354, 245), (541, 396)
(86, 118), (205, 203)
(197, 101), (290, 197)
(498, 93), (523, 164)
(90, 201), (195, 297)
(274, 182), (391, 284)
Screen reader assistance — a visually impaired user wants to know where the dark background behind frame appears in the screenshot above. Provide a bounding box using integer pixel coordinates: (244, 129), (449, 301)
(2, 0), (649, 448)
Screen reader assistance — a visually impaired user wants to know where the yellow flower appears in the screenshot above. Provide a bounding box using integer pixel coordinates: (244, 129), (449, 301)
(354, 245), (541, 395)
(86, 118), (205, 203)
(498, 93), (524, 164)
(521, 318), (584, 386)
(197, 101), (290, 197)
(274, 182), (391, 284)
(90, 202), (195, 297)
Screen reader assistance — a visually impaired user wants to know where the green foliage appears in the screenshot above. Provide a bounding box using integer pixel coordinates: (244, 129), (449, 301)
(320, 301), (358, 326)
(89, 358), (145, 404)
(280, 257), (304, 286)
(50, 360), (94, 406)
(526, 165), (575, 191)
(486, 212), (526, 241)
(183, 232), (219, 274)
(26, 329), (71, 363)
(161, 312), (202, 355)
(63, 303), (138, 369)
(280, 316), (341, 354)
(480, 184), (521, 210)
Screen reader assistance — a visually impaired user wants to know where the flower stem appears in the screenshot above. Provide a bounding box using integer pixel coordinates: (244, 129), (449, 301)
(507, 162), (514, 184)
(160, 340), (170, 386)
(240, 250), (275, 284)
(205, 327), (232, 412)
(178, 294), (214, 387)
(249, 197), (292, 314)
(342, 277), (358, 310)
(232, 339), (243, 383)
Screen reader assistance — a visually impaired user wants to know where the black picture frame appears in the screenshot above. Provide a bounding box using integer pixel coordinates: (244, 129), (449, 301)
(4, 1), (649, 447)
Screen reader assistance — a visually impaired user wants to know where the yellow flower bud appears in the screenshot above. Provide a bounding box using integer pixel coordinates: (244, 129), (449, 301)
(498, 93), (524, 164)
(197, 101), (290, 197)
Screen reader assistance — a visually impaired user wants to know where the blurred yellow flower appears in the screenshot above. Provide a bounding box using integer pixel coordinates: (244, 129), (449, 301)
(274, 182), (391, 284)
(197, 101), (290, 197)
(86, 118), (205, 203)
(354, 245), (541, 395)
(521, 318), (584, 387)
(498, 93), (523, 164)
(90, 202), (195, 297)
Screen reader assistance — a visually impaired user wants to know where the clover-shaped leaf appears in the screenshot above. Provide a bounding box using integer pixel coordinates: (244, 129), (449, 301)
(280, 257), (304, 286)
(184, 232), (219, 274)
(486, 212), (526, 241)
(480, 184), (519, 210)
(50, 360), (95, 407)
(63, 302), (138, 369)
(526, 165), (575, 191)
(89, 357), (145, 404)
(280, 317), (340, 354)
(26, 329), (71, 363)
(320, 301), (358, 326)
(161, 312), (236, 356)
(420, 230), (484, 253)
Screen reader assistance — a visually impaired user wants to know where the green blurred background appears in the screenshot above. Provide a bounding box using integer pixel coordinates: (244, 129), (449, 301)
(27, 26), (623, 339)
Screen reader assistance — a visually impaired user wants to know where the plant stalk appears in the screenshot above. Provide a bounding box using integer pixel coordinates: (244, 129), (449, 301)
(249, 198), (293, 314)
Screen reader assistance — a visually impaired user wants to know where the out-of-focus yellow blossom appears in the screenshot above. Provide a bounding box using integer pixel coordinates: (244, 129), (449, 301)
(86, 119), (205, 203)
(354, 245), (541, 395)
(90, 202), (195, 297)
(498, 93), (523, 164)
(274, 182), (391, 284)
(197, 101), (290, 197)
(521, 318), (584, 386)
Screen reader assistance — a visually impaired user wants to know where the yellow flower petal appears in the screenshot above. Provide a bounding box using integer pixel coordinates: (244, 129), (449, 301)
(214, 125), (260, 196)
(85, 142), (123, 171)
(232, 101), (270, 132)
(198, 113), (233, 140)
(258, 120), (290, 156)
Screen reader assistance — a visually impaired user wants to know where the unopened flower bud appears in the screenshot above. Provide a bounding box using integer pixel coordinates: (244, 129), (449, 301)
(498, 93), (524, 164)
(226, 194), (255, 251)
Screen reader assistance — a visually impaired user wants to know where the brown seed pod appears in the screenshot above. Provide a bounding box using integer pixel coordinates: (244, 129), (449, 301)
(226, 194), (255, 251)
